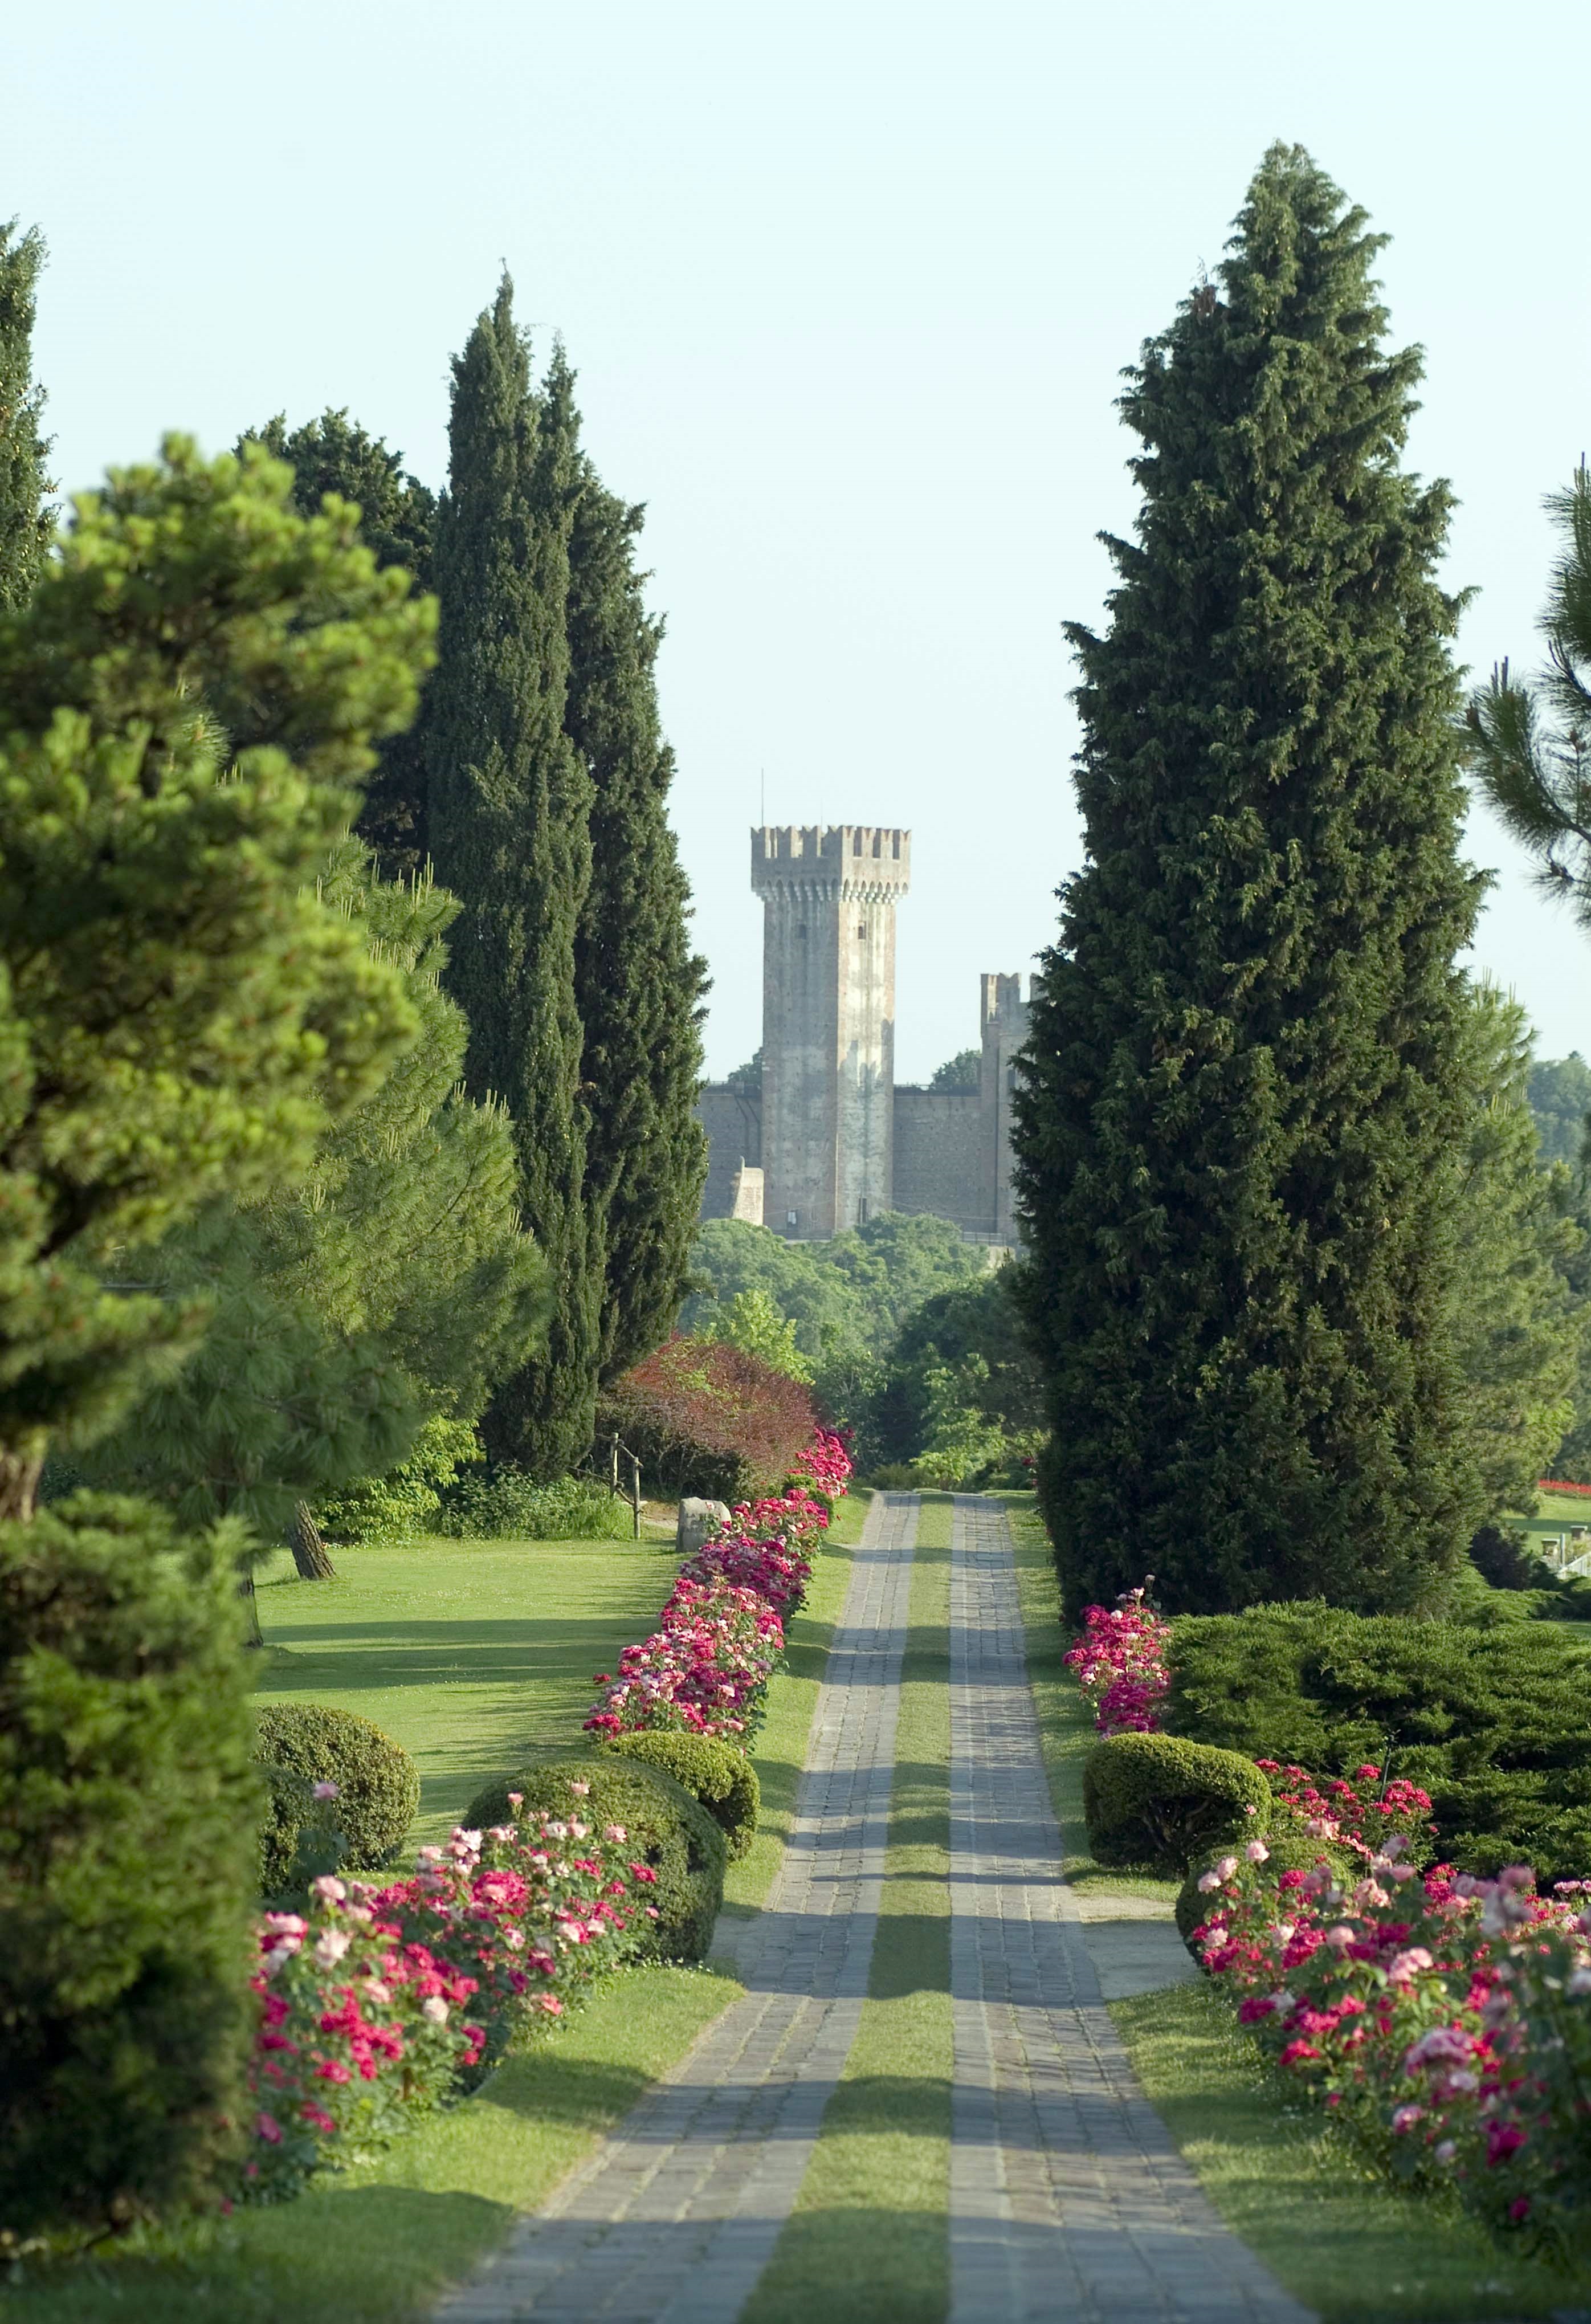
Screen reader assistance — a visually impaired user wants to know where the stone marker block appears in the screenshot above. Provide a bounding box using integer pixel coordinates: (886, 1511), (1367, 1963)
(677, 1497), (730, 1557)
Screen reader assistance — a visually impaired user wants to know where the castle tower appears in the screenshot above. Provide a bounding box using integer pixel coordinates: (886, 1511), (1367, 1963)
(751, 824), (911, 1238)
(979, 972), (1029, 1244)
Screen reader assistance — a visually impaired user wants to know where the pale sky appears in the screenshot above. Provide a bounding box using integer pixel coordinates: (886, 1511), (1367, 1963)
(6, 1), (1589, 1080)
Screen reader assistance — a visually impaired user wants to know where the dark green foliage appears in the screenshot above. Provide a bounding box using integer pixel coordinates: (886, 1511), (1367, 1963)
(1470, 1524), (1556, 1593)
(1012, 146), (1482, 1617)
(0, 1498), (258, 2236)
(681, 1214), (984, 1363)
(83, 847), (548, 1540)
(928, 1048), (980, 1092)
(1175, 1826), (1353, 1948)
(1082, 1731), (1272, 1874)
(429, 286), (598, 1479)
(256, 1761), (315, 1895)
(1450, 986), (1584, 1519)
(0, 219), (50, 611)
(1528, 1055), (1591, 1170)
(0, 438), (431, 1516)
(1166, 1603), (1591, 1884)
(567, 468), (708, 1381)
(464, 1756), (726, 1962)
(434, 1465), (633, 1540)
(868, 1267), (1046, 1466)
(602, 1730), (760, 1860)
(246, 410), (436, 880)
(254, 1702), (418, 1874)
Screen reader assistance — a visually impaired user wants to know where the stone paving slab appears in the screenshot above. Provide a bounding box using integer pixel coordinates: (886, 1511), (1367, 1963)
(947, 1495), (1313, 2324)
(436, 1491), (918, 2323)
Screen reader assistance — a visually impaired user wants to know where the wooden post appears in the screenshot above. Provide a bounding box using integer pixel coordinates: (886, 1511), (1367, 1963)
(629, 1451), (642, 1539)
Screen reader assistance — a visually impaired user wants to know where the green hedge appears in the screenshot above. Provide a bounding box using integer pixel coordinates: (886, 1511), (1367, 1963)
(1083, 1731), (1271, 1874)
(1167, 1602), (1591, 1886)
(464, 1758), (727, 1962)
(254, 1702), (418, 1889)
(0, 1498), (259, 2237)
(602, 1730), (760, 1860)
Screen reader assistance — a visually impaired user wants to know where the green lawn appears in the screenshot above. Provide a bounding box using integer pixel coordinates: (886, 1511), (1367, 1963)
(252, 1530), (686, 1844)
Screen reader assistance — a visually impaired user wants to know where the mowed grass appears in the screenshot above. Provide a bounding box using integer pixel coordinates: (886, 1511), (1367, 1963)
(755, 1491), (954, 2324)
(5, 1966), (738, 2324)
(251, 1530), (684, 1844)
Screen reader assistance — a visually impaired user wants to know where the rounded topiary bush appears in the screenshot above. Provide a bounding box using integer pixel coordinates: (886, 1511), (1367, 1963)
(0, 1495), (260, 2237)
(464, 1758), (727, 1962)
(601, 1730), (760, 1861)
(253, 1702), (418, 1881)
(1083, 1731), (1271, 1875)
(1174, 1824), (1357, 1948)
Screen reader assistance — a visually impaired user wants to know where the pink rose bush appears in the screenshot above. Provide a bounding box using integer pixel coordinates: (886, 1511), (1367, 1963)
(244, 1789), (642, 2196)
(1254, 1759), (1437, 1865)
(1062, 1581), (1170, 1735)
(1190, 1842), (1591, 2250)
(584, 1429), (851, 1749)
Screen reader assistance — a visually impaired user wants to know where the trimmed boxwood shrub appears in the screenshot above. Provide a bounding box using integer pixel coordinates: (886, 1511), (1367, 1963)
(1083, 1731), (1271, 1875)
(464, 1758), (727, 1962)
(602, 1730), (760, 1860)
(253, 1702), (418, 1883)
(1174, 1823), (1356, 1948)
(0, 1497), (260, 2237)
(1166, 1602), (1591, 1885)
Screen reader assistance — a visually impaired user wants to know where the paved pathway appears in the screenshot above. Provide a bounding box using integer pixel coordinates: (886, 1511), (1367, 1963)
(439, 1491), (918, 2324)
(947, 1495), (1309, 2323)
(439, 1492), (1312, 2323)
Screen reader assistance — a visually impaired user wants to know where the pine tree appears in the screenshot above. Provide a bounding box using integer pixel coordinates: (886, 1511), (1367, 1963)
(0, 438), (431, 1520)
(1012, 146), (1483, 1616)
(81, 845), (549, 1551)
(427, 283), (598, 1477)
(567, 462), (708, 1379)
(246, 410), (436, 878)
(0, 219), (51, 610)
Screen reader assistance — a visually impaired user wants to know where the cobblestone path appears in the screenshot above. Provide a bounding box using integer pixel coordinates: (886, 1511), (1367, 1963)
(439, 1491), (918, 2324)
(947, 1495), (1311, 2323)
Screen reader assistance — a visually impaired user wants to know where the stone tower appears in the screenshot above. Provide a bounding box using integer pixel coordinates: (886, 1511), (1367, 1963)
(751, 824), (911, 1238)
(979, 972), (1029, 1245)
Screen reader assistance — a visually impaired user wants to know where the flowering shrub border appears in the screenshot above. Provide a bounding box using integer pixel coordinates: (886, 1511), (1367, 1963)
(583, 1429), (851, 1748)
(1189, 1835), (1591, 2252)
(1063, 1582), (1170, 1735)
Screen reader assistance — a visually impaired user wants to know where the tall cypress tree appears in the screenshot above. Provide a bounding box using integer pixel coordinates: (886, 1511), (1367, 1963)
(0, 220), (51, 610)
(244, 410), (436, 878)
(566, 460), (708, 1380)
(1012, 145), (1482, 1617)
(427, 283), (599, 1476)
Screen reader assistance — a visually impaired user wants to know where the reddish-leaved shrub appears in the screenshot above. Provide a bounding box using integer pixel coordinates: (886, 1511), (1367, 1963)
(601, 1338), (819, 1501)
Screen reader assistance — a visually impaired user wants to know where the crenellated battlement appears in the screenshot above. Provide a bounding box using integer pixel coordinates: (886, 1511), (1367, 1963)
(751, 824), (911, 897)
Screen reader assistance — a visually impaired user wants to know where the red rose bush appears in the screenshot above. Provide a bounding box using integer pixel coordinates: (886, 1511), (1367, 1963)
(583, 1429), (851, 1750)
(1189, 1837), (1591, 2250)
(1062, 1582), (1170, 1735)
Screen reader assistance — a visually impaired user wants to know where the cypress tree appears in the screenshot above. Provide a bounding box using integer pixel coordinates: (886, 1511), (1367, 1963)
(566, 460), (708, 1379)
(428, 284), (599, 1476)
(0, 219), (51, 610)
(1012, 145), (1482, 1616)
(245, 410), (436, 878)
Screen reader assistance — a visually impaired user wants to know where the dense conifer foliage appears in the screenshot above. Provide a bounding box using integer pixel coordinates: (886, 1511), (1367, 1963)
(427, 284), (599, 1475)
(568, 468), (708, 1380)
(246, 410), (436, 877)
(0, 219), (50, 610)
(1013, 146), (1482, 1614)
(0, 441), (431, 1520)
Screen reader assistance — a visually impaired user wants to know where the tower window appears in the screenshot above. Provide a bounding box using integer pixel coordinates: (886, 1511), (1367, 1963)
(856, 923), (868, 939)
(796, 923), (807, 937)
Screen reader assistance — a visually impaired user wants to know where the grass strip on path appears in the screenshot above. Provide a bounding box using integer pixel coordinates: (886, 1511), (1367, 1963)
(721, 1486), (870, 1915)
(753, 1492), (953, 2324)
(1116, 1976), (1591, 2323)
